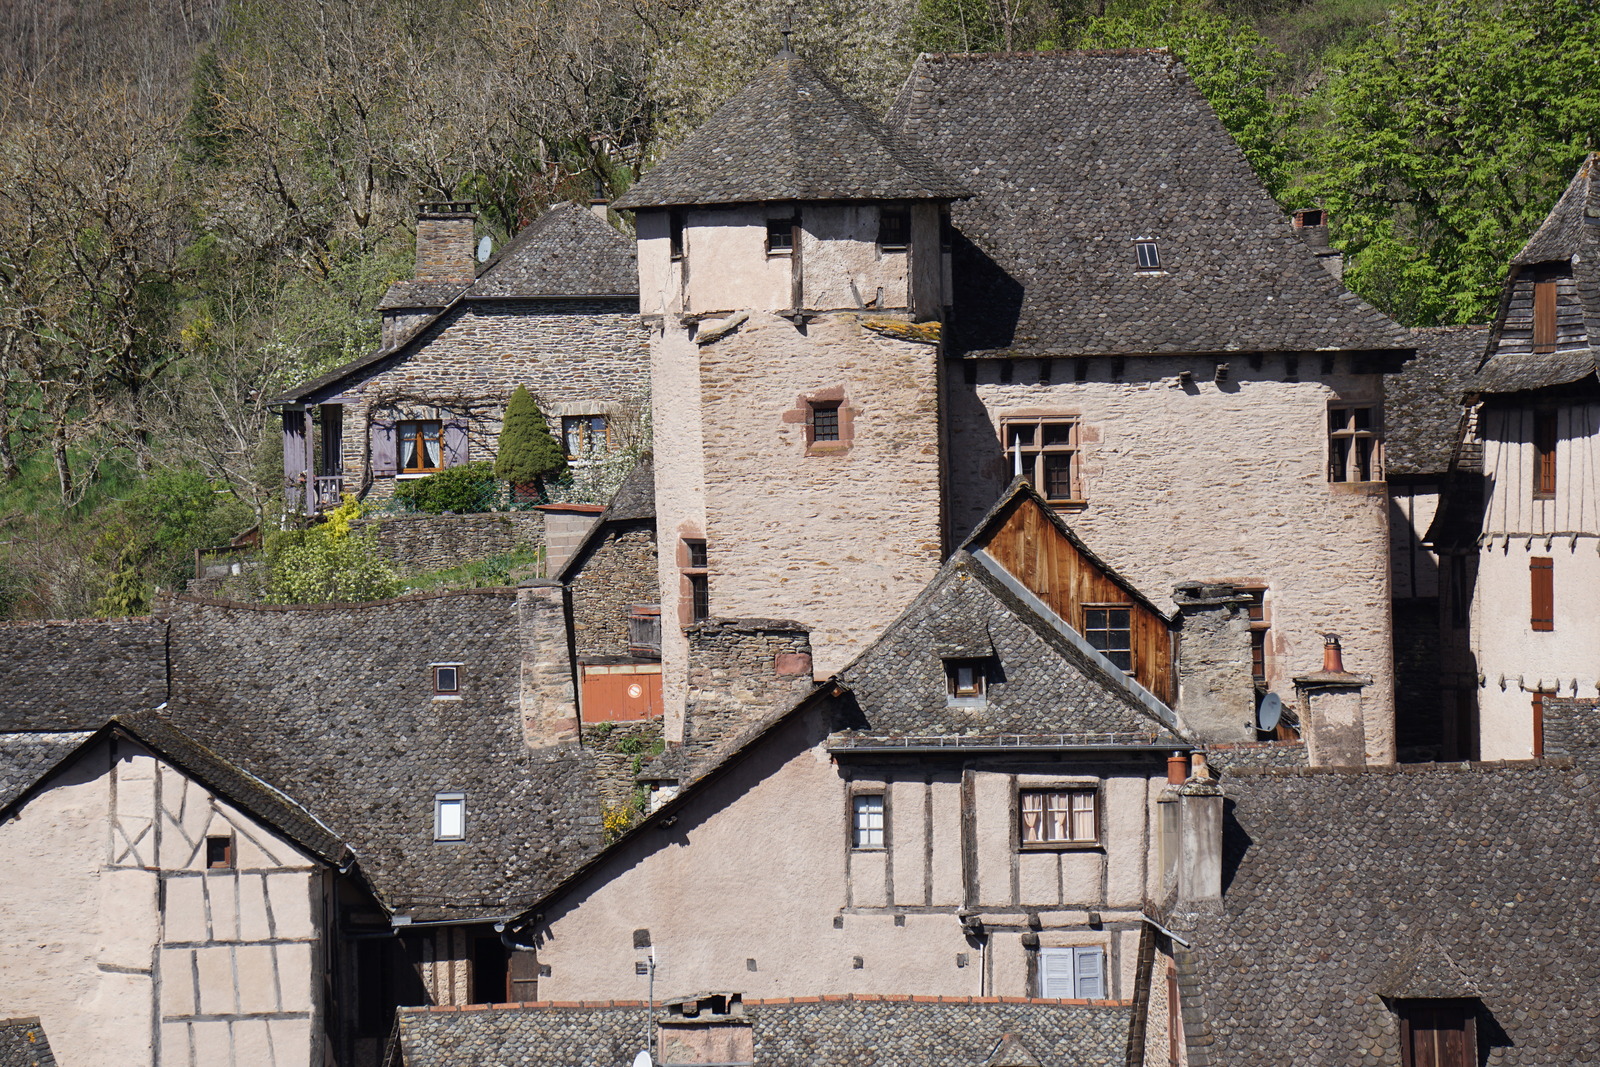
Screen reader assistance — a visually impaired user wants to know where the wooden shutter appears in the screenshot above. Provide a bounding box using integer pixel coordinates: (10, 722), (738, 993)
(508, 948), (540, 1003)
(371, 420), (397, 476)
(1039, 948), (1075, 998)
(1399, 1000), (1477, 1067)
(1073, 946), (1105, 999)
(1533, 282), (1557, 353)
(444, 422), (469, 467)
(1532, 690), (1545, 758)
(1530, 557), (1554, 631)
(1534, 410), (1557, 494)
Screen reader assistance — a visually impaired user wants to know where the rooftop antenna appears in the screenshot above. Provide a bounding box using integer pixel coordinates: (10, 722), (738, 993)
(777, 8), (796, 56)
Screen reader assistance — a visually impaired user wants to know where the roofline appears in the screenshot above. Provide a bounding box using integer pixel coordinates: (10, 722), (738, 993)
(614, 193), (971, 212)
(459, 292), (637, 303)
(830, 740), (1189, 755)
(953, 345), (1415, 361)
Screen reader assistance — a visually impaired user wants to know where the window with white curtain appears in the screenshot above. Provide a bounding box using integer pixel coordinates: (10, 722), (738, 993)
(852, 794), (885, 849)
(1020, 787), (1098, 846)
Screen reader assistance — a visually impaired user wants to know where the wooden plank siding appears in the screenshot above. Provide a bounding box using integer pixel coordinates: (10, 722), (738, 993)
(976, 496), (1176, 704)
(1494, 272), (1588, 358)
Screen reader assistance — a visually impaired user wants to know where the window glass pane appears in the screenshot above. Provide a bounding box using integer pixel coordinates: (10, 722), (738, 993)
(435, 666), (458, 693)
(1042, 454), (1075, 500)
(686, 541), (707, 569)
(812, 403), (840, 441)
(1069, 791), (1096, 841)
(1020, 792), (1045, 843)
(422, 429), (442, 469)
(1136, 242), (1160, 268)
(1351, 407), (1373, 431)
(1330, 437), (1350, 482)
(853, 794), (884, 848)
(436, 797), (465, 840)
(1041, 422), (1076, 447)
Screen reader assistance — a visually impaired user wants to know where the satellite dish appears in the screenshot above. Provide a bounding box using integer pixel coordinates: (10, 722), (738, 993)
(1258, 692), (1283, 732)
(477, 235), (494, 262)
(632, 1052), (653, 1067)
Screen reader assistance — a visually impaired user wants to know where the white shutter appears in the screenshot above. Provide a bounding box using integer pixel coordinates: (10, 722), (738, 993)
(1039, 948), (1076, 997)
(1073, 946), (1105, 999)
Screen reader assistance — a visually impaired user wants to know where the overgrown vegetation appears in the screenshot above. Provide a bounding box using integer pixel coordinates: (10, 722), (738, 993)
(398, 547), (545, 594)
(392, 462), (503, 514)
(0, 0), (1590, 618)
(261, 497), (401, 604)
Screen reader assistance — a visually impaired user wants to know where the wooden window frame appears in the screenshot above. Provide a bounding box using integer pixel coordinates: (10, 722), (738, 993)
(397, 419), (445, 475)
(1002, 415), (1083, 506)
(433, 664), (461, 697)
(205, 835), (234, 870)
(1532, 689), (1548, 758)
(1530, 556), (1554, 632)
(1135, 240), (1161, 269)
(1533, 409), (1557, 497)
(669, 210), (686, 260)
(851, 793), (885, 850)
(945, 657), (988, 703)
(766, 217), (797, 256)
(1083, 605), (1134, 673)
(1019, 786), (1101, 850)
(561, 414), (609, 461)
(1532, 280), (1557, 354)
(1328, 403), (1382, 483)
(878, 206), (910, 253)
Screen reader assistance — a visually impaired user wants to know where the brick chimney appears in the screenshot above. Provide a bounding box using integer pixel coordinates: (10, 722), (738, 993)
(415, 201), (478, 283)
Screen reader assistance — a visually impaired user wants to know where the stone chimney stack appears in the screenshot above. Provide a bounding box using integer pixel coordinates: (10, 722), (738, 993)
(681, 618), (814, 766)
(1294, 633), (1373, 766)
(1291, 207), (1344, 281)
(1173, 582), (1256, 743)
(1169, 757), (1223, 913)
(415, 201), (478, 283)
(517, 579), (580, 749)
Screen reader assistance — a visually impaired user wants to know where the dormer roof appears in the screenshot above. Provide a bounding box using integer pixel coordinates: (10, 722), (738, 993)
(1514, 152), (1598, 266)
(612, 54), (970, 211)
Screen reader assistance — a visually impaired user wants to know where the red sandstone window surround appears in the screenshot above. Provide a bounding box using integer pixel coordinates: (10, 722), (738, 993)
(1002, 415), (1082, 505)
(681, 539), (709, 626)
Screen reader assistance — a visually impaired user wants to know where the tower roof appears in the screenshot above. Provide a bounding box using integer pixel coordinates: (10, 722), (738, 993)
(612, 54), (969, 210)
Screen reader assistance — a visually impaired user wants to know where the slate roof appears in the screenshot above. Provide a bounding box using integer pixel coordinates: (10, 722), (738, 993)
(1174, 761), (1600, 1066)
(464, 203), (637, 299)
(0, 732), (92, 810)
(161, 592), (604, 921)
(1385, 326), (1488, 477)
(885, 51), (1411, 359)
(0, 1018), (55, 1067)
(612, 54), (969, 210)
(1473, 154), (1600, 395)
(833, 552), (1182, 745)
(393, 996), (1131, 1067)
(0, 617), (167, 731)
(275, 203), (639, 405)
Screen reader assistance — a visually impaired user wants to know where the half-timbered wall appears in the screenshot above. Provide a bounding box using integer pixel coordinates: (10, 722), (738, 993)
(0, 738), (324, 1067)
(974, 498), (1174, 704)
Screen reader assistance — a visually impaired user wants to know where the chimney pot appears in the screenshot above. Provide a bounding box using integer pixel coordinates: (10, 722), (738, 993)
(1167, 751), (1190, 785)
(1323, 633), (1345, 674)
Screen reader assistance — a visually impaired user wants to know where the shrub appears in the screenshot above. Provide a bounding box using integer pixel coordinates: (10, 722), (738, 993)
(262, 496), (400, 604)
(494, 385), (566, 497)
(392, 461), (499, 514)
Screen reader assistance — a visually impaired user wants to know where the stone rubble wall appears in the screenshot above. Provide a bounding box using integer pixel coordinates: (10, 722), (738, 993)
(357, 512), (545, 574)
(570, 523), (659, 661)
(684, 620), (815, 767)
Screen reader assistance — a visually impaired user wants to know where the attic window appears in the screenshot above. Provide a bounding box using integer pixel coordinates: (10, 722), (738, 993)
(879, 208), (910, 253)
(946, 658), (988, 703)
(205, 835), (234, 870)
(435, 793), (466, 841)
(669, 210), (686, 260)
(433, 664), (461, 697)
(1295, 209), (1325, 227)
(1396, 999), (1477, 1067)
(1135, 241), (1161, 270)
(1084, 607), (1133, 672)
(766, 217), (796, 255)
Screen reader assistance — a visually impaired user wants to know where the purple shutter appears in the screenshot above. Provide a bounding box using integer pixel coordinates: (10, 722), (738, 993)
(282, 409), (308, 511)
(444, 422), (469, 467)
(371, 421), (396, 476)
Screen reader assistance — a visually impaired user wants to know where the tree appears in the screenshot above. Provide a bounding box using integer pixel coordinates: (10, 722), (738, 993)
(262, 496), (399, 604)
(1298, 0), (1600, 325)
(494, 386), (566, 499)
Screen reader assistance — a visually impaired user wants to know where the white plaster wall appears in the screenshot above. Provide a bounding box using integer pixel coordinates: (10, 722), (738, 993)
(696, 312), (944, 677)
(800, 204), (909, 312)
(1473, 402), (1600, 758)
(0, 738), (323, 1067)
(535, 706), (1164, 1002)
(677, 207), (792, 314)
(948, 357), (1396, 761)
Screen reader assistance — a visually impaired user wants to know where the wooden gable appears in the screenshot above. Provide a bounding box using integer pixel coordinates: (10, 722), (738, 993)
(972, 490), (1175, 704)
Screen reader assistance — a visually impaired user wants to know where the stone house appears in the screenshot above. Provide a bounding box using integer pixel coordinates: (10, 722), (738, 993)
(1434, 153), (1600, 761)
(618, 48), (1414, 766)
(275, 202), (647, 515)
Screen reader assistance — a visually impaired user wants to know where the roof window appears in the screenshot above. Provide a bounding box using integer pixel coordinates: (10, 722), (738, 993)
(1135, 240), (1161, 270)
(435, 793), (466, 841)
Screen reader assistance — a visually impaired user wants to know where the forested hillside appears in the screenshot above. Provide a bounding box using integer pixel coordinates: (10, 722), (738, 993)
(0, 0), (1594, 620)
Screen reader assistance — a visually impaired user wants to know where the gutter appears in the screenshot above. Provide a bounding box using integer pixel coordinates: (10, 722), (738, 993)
(831, 742), (1188, 755)
(1137, 912), (1191, 949)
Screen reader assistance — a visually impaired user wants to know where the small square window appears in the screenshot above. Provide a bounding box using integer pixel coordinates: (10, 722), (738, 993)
(561, 415), (609, 460)
(852, 794), (885, 849)
(1135, 241), (1161, 269)
(766, 218), (796, 255)
(1083, 607), (1133, 672)
(811, 402), (841, 442)
(433, 665), (460, 695)
(1021, 788), (1098, 846)
(685, 539), (708, 570)
(435, 793), (466, 841)
(946, 658), (987, 702)
(878, 207), (910, 252)
(1329, 404), (1382, 482)
(205, 835), (234, 869)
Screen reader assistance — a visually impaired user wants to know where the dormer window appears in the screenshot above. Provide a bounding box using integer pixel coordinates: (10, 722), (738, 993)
(1135, 240), (1161, 269)
(766, 217), (796, 255)
(946, 658), (988, 704)
(879, 208), (910, 253)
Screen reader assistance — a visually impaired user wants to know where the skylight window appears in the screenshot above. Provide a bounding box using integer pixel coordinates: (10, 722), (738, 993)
(435, 793), (466, 841)
(1135, 241), (1161, 270)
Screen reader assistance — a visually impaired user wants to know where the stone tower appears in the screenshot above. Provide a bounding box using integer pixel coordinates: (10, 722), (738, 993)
(613, 51), (970, 738)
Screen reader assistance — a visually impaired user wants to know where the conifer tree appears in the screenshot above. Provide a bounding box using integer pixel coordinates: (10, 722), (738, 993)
(494, 386), (567, 500)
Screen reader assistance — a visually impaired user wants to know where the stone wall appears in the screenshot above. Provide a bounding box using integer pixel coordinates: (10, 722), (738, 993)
(311, 298), (648, 502)
(581, 719), (666, 811)
(359, 512), (545, 573)
(684, 619), (815, 764)
(947, 352), (1396, 762)
(570, 523), (659, 661)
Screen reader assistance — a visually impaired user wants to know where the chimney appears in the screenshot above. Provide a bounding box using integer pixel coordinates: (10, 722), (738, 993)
(1291, 207), (1344, 281)
(1172, 582), (1256, 742)
(682, 618), (813, 766)
(589, 177), (611, 224)
(1174, 764), (1223, 912)
(1294, 632), (1372, 767)
(414, 201), (477, 283)
(517, 579), (580, 748)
